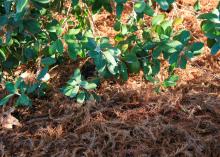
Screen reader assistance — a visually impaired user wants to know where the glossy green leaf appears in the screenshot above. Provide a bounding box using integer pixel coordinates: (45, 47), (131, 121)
(83, 83), (97, 90)
(134, 1), (146, 13)
(37, 66), (49, 81)
(144, 4), (154, 16)
(32, 0), (50, 3)
(5, 82), (17, 94)
(77, 91), (86, 104)
(73, 68), (81, 83)
(194, 0), (201, 11)
(155, 0), (174, 11)
(162, 75), (179, 87)
(0, 49), (6, 61)
(120, 62), (128, 81)
(41, 57), (56, 66)
(152, 14), (165, 26)
(0, 94), (14, 106)
(62, 85), (79, 98)
(16, 0), (28, 13)
(211, 42), (220, 55)
(0, 16), (8, 26)
(16, 94), (32, 106)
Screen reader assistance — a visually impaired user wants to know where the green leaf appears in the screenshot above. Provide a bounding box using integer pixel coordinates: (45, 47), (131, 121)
(155, 0), (174, 11)
(190, 42), (204, 55)
(55, 39), (64, 54)
(198, 12), (219, 23)
(5, 82), (17, 94)
(41, 57), (56, 66)
(114, 21), (121, 31)
(134, 1), (146, 13)
(62, 85), (79, 98)
(0, 94), (14, 106)
(50, 39), (64, 54)
(120, 62), (128, 81)
(23, 19), (41, 34)
(102, 50), (117, 66)
(103, 0), (113, 13)
(68, 28), (80, 35)
(77, 91), (86, 104)
(83, 83), (97, 90)
(16, 94), (32, 106)
(194, 0), (201, 11)
(37, 66), (49, 81)
(166, 40), (183, 49)
(24, 48), (37, 60)
(152, 14), (165, 26)
(162, 75), (179, 87)
(0, 16), (8, 26)
(16, 0), (28, 13)
(92, 1), (102, 14)
(152, 59), (160, 75)
(32, 0), (50, 3)
(72, 0), (79, 5)
(116, 3), (124, 18)
(72, 68), (81, 83)
(174, 30), (191, 44)
(144, 4), (155, 16)
(15, 77), (23, 89)
(179, 56), (187, 69)
(121, 25), (128, 35)
(0, 49), (6, 62)
(211, 42), (220, 55)
(67, 43), (78, 60)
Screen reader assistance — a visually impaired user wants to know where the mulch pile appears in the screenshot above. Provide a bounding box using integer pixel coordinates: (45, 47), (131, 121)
(0, 0), (220, 156)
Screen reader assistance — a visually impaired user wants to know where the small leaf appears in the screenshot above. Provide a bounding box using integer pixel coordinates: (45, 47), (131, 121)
(155, 0), (174, 11)
(83, 83), (97, 90)
(190, 42), (204, 55)
(103, 50), (117, 66)
(114, 21), (121, 31)
(16, 94), (32, 106)
(62, 86), (79, 98)
(5, 82), (17, 94)
(121, 25), (128, 35)
(0, 15), (8, 26)
(41, 57), (56, 66)
(179, 56), (187, 69)
(72, 0), (79, 5)
(116, 3), (124, 19)
(152, 14), (165, 26)
(77, 91), (86, 104)
(194, 0), (201, 11)
(120, 62), (128, 81)
(134, 1), (146, 13)
(32, 0), (50, 4)
(37, 66), (49, 81)
(173, 18), (183, 26)
(72, 68), (81, 83)
(0, 94), (14, 106)
(211, 42), (220, 55)
(0, 49), (6, 61)
(162, 75), (179, 87)
(144, 4), (155, 16)
(16, 0), (28, 13)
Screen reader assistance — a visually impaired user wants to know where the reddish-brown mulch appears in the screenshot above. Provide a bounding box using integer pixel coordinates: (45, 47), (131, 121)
(0, 0), (220, 157)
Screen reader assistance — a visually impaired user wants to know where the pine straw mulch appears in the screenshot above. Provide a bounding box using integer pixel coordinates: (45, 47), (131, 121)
(1, 0), (220, 157)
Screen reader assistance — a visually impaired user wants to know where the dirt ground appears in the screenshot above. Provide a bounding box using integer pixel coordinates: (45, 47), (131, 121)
(0, 0), (220, 157)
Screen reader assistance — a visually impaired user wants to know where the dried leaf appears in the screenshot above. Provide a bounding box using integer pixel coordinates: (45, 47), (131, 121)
(1, 110), (21, 129)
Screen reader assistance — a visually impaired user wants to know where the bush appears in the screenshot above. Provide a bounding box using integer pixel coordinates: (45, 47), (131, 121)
(0, 0), (219, 106)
